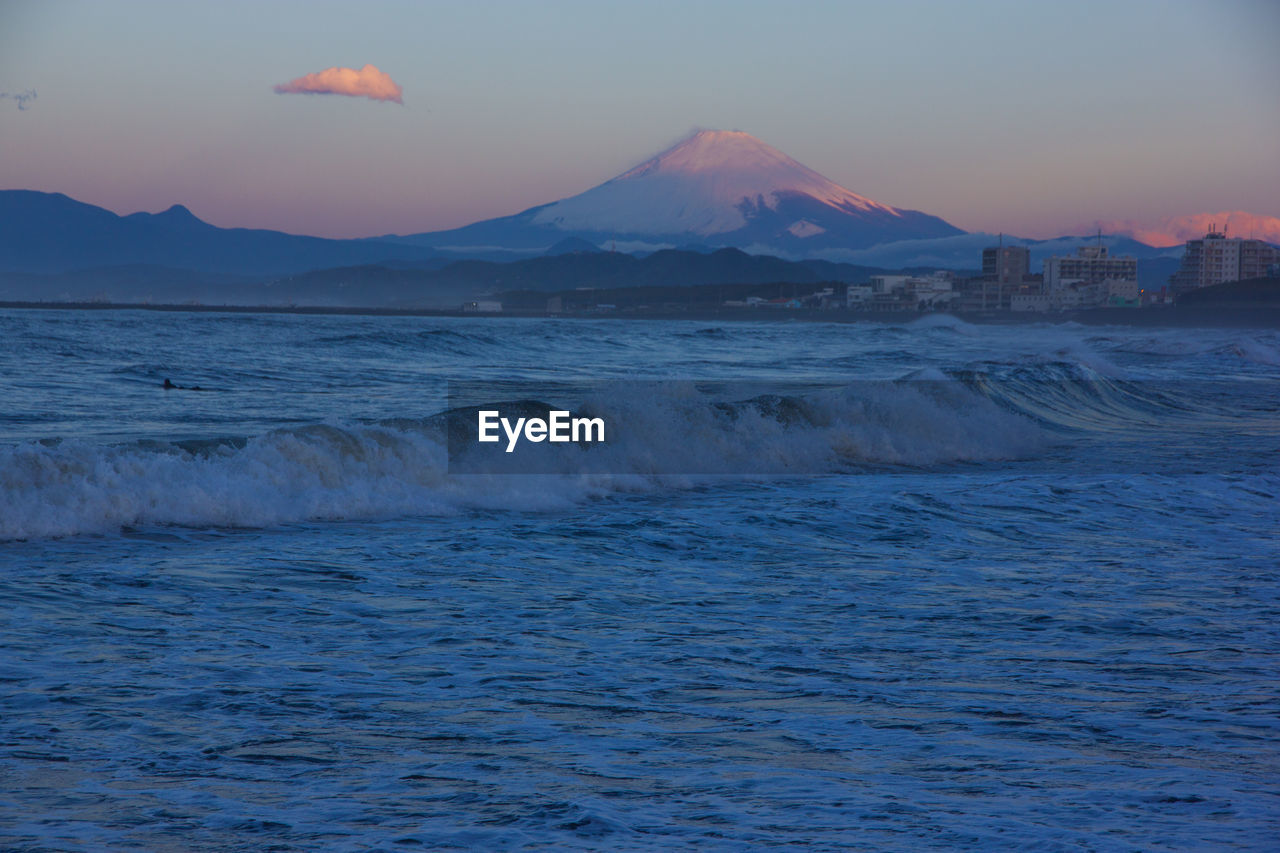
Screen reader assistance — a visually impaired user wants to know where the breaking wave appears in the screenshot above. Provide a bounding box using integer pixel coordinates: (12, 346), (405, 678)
(2, 378), (1046, 541)
(3, 368), (1269, 541)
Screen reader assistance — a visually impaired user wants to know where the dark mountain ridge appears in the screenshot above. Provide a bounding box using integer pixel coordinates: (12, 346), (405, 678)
(0, 190), (441, 275)
(1, 247), (917, 308)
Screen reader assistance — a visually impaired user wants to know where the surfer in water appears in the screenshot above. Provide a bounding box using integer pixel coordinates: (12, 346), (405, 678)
(162, 378), (203, 391)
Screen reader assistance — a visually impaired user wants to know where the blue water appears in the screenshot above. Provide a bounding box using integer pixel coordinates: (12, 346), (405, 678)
(2, 309), (1278, 850)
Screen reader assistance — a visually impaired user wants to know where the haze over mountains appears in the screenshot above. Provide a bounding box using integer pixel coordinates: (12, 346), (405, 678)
(0, 128), (1252, 306)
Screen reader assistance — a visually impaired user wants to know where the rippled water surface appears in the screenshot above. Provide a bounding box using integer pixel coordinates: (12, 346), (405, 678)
(2, 309), (1278, 850)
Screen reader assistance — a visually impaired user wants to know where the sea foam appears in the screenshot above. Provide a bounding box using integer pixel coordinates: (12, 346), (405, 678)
(1, 380), (1044, 540)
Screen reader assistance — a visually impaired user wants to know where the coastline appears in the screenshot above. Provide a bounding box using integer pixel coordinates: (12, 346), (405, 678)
(3, 300), (1279, 329)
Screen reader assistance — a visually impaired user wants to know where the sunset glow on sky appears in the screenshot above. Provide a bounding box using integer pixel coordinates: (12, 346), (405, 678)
(1, 0), (1276, 241)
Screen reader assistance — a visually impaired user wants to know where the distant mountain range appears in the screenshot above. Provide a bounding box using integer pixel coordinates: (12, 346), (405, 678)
(0, 190), (441, 275)
(0, 129), (1219, 306)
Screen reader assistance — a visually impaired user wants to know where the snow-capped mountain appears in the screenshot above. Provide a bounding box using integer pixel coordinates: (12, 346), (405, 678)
(531, 130), (908, 236)
(388, 130), (963, 255)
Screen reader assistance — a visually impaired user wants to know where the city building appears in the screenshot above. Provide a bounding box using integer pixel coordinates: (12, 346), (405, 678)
(910, 272), (955, 308)
(1006, 277), (1139, 312)
(1043, 245), (1137, 291)
(1106, 279), (1141, 306)
(855, 273), (954, 311)
(1169, 228), (1280, 292)
(967, 244), (1038, 311)
(982, 245), (1030, 285)
(845, 285), (872, 307)
(1010, 292), (1051, 313)
(1054, 281), (1106, 309)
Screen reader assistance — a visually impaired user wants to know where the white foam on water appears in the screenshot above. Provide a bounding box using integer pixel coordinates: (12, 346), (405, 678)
(1, 382), (1046, 541)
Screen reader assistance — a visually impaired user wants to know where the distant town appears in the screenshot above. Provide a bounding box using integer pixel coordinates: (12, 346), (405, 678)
(470, 227), (1280, 318)
(4, 188), (1276, 324)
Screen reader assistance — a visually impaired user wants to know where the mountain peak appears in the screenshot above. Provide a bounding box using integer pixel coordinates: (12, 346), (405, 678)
(399, 131), (963, 253)
(625, 129), (812, 178)
(121, 203), (207, 229)
(157, 203), (201, 223)
(530, 129), (906, 237)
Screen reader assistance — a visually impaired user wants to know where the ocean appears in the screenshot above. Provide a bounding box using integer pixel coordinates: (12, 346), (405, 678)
(1, 308), (1278, 850)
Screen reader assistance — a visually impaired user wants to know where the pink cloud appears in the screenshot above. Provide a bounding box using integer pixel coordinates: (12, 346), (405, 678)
(273, 64), (403, 104)
(1096, 211), (1280, 247)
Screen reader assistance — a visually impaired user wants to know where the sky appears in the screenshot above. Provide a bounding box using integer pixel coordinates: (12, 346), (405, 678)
(1, 0), (1277, 241)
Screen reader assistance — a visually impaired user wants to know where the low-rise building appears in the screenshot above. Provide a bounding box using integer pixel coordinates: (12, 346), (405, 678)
(845, 285), (872, 307)
(1010, 293), (1052, 312)
(1044, 245), (1137, 291)
(803, 286), (839, 308)
(1054, 281), (1105, 309)
(869, 274), (911, 294)
(860, 272), (954, 310)
(910, 272), (954, 308)
(1106, 279), (1141, 306)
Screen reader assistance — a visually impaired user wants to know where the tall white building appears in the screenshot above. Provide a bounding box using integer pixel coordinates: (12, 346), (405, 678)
(1169, 229), (1280, 292)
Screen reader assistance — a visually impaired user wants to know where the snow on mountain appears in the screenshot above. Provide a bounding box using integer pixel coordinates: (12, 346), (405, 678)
(391, 130), (963, 254)
(530, 130), (902, 236)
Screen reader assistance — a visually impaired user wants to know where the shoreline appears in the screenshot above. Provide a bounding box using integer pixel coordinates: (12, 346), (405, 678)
(2, 300), (1278, 329)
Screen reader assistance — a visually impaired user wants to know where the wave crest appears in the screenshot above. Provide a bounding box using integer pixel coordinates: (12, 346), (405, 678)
(2, 380), (1049, 540)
